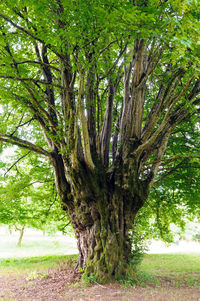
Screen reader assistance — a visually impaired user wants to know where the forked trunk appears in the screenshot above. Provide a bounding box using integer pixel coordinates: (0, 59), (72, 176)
(54, 156), (147, 282)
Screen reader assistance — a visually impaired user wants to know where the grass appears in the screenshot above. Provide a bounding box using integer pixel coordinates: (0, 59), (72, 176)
(0, 228), (200, 287)
(0, 254), (78, 275)
(0, 253), (199, 288)
(138, 253), (200, 287)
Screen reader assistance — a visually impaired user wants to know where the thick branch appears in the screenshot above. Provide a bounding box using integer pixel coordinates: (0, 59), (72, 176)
(78, 73), (95, 170)
(136, 75), (195, 158)
(100, 82), (115, 167)
(142, 69), (183, 141)
(0, 134), (51, 157)
(86, 65), (97, 156)
(41, 44), (58, 126)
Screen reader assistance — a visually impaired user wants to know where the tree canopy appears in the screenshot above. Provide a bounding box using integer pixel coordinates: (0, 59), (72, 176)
(0, 0), (200, 282)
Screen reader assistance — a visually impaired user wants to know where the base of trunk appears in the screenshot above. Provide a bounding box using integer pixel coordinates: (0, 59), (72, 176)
(68, 166), (144, 283)
(75, 220), (134, 283)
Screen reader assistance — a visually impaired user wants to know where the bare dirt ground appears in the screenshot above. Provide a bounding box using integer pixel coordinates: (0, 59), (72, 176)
(0, 268), (200, 301)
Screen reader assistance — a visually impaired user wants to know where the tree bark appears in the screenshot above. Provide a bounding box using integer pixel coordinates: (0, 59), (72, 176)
(71, 191), (142, 282)
(15, 226), (25, 247)
(60, 157), (147, 282)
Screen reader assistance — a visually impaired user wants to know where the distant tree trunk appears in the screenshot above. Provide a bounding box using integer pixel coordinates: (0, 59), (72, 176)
(15, 226), (25, 247)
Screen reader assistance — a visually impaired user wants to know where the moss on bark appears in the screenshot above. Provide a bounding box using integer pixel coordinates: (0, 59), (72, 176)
(63, 160), (146, 282)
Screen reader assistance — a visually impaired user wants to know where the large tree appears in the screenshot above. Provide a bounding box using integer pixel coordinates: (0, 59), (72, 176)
(0, 0), (200, 281)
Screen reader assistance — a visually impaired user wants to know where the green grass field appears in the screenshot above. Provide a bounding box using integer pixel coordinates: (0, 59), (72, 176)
(0, 253), (199, 288)
(0, 228), (200, 288)
(138, 253), (200, 287)
(0, 254), (78, 275)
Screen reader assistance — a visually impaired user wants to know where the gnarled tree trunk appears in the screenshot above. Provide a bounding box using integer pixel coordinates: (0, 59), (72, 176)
(55, 156), (147, 282)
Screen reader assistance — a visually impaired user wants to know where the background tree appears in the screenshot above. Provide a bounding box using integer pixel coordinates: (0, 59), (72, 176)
(0, 0), (200, 281)
(0, 150), (71, 245)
